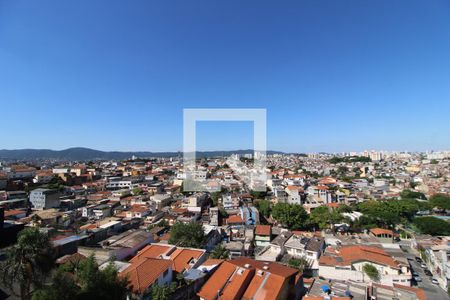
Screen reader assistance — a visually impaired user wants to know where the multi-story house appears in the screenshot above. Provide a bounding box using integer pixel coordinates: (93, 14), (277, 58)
(29, 188), (62, 210)
(222, 194), (240, 210)
(254, 225), (271, 247)
(285, 186), (301, 205)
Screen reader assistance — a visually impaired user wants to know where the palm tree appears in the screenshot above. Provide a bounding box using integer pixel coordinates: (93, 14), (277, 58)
(0, 227), (54, 300)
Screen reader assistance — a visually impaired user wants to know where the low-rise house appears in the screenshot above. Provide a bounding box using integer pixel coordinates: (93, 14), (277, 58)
(319, 245), (412, 286)
(120, 258), (173, 299)
(33, 170), (54, 184)
(255, 230), (293, 262)
(369, 228), (394, 243)
(125, 204), (150, 219)
(151, 194), (172, 209)
(92, 204), (113, 219)
(130, 243), (207, 274)
(370, 283), (427, 300)
(285, 234), (325, 261)
(101, 229), (154, 261)
(3, 209), (27, 220)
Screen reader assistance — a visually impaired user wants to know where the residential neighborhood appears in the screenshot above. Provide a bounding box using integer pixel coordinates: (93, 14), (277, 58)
(0, 151), (449, 299)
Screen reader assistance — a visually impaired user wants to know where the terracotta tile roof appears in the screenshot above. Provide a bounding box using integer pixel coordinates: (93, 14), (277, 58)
(197, 260), (238, 300)
(159, 232), (171, 241)
(226, 215), (244, 224)
(131, 244), (171, 262)
(129, 205), (148, 213)
(319, 245), (399, 269)
(201, 259), (224, 266)
(197, 257), (299, 300)
(243, 270), (285, 300)
(286, 185), (299, 190)
(232, 257), (298, 278)
(255, 225), (271, 236)
(169, 248), (205, 273)
(316, 185), (329, 190)
(370, 228), (394, 236)
(172, 208), (188, 214)
(79, 223), (98, 230)
(131, 244), (205, 273)
(120, 258), (172, 294)
(221, 267), (255, 300)
(4, 209), (25, 217)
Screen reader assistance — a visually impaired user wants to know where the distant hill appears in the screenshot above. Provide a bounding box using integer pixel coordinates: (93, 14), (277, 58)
(0, 147), (284, 161)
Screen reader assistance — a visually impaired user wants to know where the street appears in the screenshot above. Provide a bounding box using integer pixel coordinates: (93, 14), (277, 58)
(402, 246), (450, 300)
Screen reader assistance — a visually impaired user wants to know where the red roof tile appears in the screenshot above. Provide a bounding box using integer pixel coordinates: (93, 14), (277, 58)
(121, 258), (172, 294)
(255, 225), (271, 236)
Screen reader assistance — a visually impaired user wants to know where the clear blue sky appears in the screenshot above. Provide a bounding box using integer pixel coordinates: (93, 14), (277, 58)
(1, 0), (449, 153)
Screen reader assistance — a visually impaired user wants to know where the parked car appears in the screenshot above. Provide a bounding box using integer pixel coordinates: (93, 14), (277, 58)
(414, 276), (422, 282)
(421, 263), (427, 268)
(424, 270), (433, 276)
(415, 257), (422, 263)
(412, 271), (419, 276)
(431, 278), (439, 285)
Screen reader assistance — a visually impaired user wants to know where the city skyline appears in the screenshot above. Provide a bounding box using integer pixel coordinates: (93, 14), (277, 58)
(1, 0), (450, 152)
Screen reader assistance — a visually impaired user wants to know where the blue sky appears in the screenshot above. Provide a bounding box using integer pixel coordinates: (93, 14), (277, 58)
(0, 0), (449, 153)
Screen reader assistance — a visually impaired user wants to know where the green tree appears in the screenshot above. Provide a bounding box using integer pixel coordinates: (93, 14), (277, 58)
(255, 200), (271, 218)
(413, 217), (450, 236)
(400, 189), (426, 200)
(76, 255), (129, 299)
(357, 199), (428, 227)
(151, 283), (177, 300)
(251, 190), (267, 200)
(337, 204), (353, 213)
(309, 206), (343, 230)
(0, 227), (54, 300)
(363, 264), (380, 282)
(32, 268), (79, 300)
(219, 207), (229, 218)
(210, 192), (221, 206)
(132, 187), (143, 195)
(272, 203), (308, 230)
(169, 222), (205, 248)
(429, 194), (450, 211)
(288, 257), (309, 273)
(210, 244), (230, 259)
